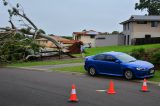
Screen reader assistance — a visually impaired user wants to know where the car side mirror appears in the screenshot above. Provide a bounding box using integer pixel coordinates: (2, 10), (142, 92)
(115, 60), (121, 64)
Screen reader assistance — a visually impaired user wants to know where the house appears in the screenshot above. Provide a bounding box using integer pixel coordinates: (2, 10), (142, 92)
(36, 35), (80, 54)
(73, 30), (124, 47)
(36, 38), (48, 47)
(73, 30), (99, 47)
(120, 15), (160, 45)
(36, 35), (77, 48)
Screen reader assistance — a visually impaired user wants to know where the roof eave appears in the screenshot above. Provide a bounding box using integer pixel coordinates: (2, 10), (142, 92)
(120, 19), (160, 24)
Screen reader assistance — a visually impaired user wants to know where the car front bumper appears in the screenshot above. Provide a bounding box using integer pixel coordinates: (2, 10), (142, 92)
(135, 68), (155, 79)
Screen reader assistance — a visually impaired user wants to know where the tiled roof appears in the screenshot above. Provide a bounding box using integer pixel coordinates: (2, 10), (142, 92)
(36, 35), (78, 48)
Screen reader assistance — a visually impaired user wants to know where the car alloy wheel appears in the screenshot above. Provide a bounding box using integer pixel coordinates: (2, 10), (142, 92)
(124, 70), (133, 80)
(88, 67), (96, 76)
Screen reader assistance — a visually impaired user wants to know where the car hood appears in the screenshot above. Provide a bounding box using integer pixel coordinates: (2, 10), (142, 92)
(126, 60), (154, 69)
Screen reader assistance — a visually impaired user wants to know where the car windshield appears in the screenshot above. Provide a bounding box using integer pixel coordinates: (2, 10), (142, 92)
(115, 53), (136, 63)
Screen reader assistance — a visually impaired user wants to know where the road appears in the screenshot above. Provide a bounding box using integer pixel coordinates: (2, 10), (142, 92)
(0, 67), (160, 106)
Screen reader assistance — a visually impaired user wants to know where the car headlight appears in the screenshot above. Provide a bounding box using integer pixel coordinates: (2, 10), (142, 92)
(136, 67), (145, 71)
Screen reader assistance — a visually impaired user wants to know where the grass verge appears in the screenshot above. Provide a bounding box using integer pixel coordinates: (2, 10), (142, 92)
(52, 65), (85, 73)
(85, 44), (160, 56)
(149, 71), (160, 82)
(8, 59), (84, 67)
(51, 65), (160, 82)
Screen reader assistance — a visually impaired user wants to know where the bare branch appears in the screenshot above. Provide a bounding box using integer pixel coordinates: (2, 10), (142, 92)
(9, 19), (16, 29)
(0, 27), (62, 49)
(15, 11), (38, 30)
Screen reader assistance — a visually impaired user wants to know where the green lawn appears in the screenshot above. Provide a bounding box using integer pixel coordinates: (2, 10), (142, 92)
(149, 71), (160, 82)
(9, 59), (84, 67)
(51, 65), (160, 82)
(85, 44), (160, 56)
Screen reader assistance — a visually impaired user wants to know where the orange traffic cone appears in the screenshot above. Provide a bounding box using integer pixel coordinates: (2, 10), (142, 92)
(107, 80), (116, 94)
(68, 84), (79, 102)
(141, 79), (149, 92)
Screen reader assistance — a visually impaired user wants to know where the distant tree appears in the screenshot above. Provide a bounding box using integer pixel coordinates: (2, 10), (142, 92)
(135, 0), (160, 15)
(82, 29), (87, 32)
(100, 32), (110, 35)
(111, 31), (120, 34)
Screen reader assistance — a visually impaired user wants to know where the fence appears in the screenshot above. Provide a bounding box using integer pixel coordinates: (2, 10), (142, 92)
(134, 37), (160, 45)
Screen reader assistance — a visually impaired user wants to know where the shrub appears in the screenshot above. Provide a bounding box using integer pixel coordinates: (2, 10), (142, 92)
(131, 48), (160, 69)
(130, 48), (146, 60)
(150, 50), (160, 69)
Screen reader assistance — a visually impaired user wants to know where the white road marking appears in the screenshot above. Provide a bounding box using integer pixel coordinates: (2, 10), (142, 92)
(96, 90), (106, 92)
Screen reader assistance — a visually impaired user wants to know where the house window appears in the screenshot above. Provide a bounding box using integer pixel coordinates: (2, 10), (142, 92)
(151, 21), (158, 27)
(145, 35), (151, 39)
(77, 36), (81, 40)
(137, 21), (147, 24)
(90, 35), (95, 38)
(124, 24), (126, 30)
(124, 35), (126, 45)
(127, 23), (129, 30)
(96, 37), (105, 40)
(127, 35), (130, 45)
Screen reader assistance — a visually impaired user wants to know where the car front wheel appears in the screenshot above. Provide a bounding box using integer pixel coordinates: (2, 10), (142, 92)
(88, 67), (96, 76)
(124, 70), (134, 80)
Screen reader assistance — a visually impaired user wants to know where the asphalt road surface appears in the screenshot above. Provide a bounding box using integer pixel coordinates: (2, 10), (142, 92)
(0, 68), (160, 106)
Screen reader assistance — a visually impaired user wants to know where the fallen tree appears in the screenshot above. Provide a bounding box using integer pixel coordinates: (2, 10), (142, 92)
(1, 0), (62, 48)
(0, 0), (74, 63)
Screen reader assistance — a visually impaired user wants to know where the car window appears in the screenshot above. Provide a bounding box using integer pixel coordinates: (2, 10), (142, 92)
(115, 54), (136, 63)
(94, 54), (105, 61)
(104, 55), (116, 62)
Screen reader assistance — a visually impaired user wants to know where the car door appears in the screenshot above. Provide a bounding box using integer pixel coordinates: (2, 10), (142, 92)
(93, 54), (110, 74)
(102, 55), (122, 75)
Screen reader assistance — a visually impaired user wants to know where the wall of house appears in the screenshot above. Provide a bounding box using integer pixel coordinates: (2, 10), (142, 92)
(36, 40), (48, 47)
(95, 34), (124, 47)
(73, 34), (96, 47)
(122, 22), (134, 45)
(80, 36), (95, 47)
(123, 22), (134, 36)
(132, 22), (160, 38)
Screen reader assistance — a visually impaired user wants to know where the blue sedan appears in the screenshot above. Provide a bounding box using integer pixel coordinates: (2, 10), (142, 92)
(84, 52), (155, 80)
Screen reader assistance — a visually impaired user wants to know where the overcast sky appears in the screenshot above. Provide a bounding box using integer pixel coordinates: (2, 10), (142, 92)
(0, 0), (147, 36)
